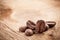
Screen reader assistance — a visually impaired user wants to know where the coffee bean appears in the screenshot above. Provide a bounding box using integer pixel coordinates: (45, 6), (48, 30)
(27, 20), (35, 25)
(19, 26), (28, 32)
(26, 20), (36, 30)
(19, 20), (56, 36)
(25, 29), (33, 36)
(35, 20), (46, 33)
(46, 21), (56, 28)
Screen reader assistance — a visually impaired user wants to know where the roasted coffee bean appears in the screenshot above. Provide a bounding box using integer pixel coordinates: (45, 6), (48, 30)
(46, 21), (56, 28)
(19, 26), (28, 32)
(26, 20), (36, 30)
(35, 20), (46, 33)
(27, 20), (35, 25)
(25, 29), (33, 36)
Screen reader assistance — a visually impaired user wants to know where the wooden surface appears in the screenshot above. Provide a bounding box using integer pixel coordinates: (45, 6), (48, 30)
(0, 0), (60, 40)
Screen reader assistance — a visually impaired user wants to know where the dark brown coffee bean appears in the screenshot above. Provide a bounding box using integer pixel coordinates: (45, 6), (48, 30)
(46, 21), (56, 28)
(26, 20), (36, 30)
(25, 29), (33, 36)
(19, 26), (28, 32)
(27, 20), (35, 25)
(35, 20), (46, 33)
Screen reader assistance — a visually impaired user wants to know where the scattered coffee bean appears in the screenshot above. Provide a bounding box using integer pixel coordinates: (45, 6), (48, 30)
(26, 20), (36, 30)
(46, 21), (56, 28)
(36, 20), (46, 33)
(19, 20), (56, 36)
(25, 29), (33, 36)
(19, 26), (28, 32)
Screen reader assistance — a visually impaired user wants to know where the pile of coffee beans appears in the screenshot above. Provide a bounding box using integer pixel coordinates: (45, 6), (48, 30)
(19, 20), (56, 36)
